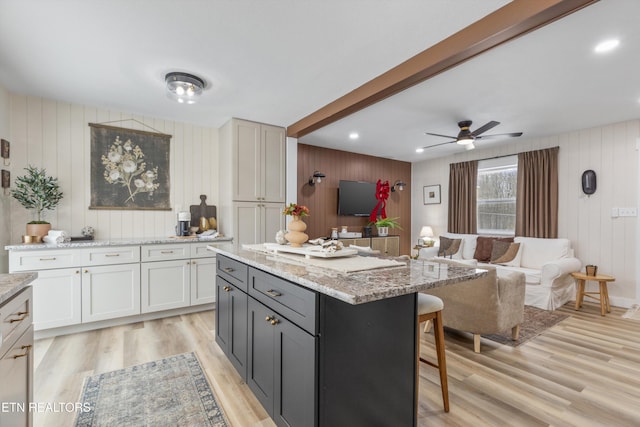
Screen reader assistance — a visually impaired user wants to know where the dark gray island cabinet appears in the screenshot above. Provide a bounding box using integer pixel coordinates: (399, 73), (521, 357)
(213, 249), (486, 427)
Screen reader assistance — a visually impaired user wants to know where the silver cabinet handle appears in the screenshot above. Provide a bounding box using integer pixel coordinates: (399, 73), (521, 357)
(39, 257), (56, 261)
(105, 253), (120, 257)
(160, 250), (174, 254)
(266, 289), (282, 297)
(223, 267), (234, 273)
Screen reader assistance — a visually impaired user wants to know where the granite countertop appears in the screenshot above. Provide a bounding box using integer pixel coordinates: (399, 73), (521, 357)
(0, 273), (37, 305)
(5, 236), (233, 251)
(209, 244), (487, 305)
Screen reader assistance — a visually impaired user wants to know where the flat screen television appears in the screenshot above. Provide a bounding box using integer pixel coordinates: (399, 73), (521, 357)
(338, 180), (378, 216)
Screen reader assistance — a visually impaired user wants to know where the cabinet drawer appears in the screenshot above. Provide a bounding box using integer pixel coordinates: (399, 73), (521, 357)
(141, 244), (189, 262)
(190, 242), (217, 259)
(217, 255), (248, 292)
(1, 287), (32, 356)
(248, 268), (317, 335)
(82, 246), (140, 266)
(9, 249), (81, 272)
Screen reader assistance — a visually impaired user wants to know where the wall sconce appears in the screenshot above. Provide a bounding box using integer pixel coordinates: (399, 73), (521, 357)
(308, 171), (326, 186)
(391, 179), (406, 192)
(1, 139), (9, 166)
(418, 225), (435, 247)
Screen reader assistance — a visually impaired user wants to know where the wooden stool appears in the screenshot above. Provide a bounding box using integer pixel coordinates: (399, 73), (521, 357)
(571, 272), (615, 316)
(417, 293), (449, 412)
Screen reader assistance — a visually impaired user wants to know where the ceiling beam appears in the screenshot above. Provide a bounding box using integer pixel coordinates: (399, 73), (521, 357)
(286, 0), (599, 138)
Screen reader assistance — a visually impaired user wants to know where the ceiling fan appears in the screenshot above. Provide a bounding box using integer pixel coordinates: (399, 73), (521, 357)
(421, 120), (523, 151)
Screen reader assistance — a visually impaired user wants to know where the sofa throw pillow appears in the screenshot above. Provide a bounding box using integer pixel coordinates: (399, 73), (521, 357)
(473, 236), (514, 262)
(438, 237), (462, 258)
(490, 241), (522, 267)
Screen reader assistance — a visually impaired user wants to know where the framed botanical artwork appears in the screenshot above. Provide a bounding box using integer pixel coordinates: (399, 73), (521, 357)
(423, 184), (441, 205)
(89, 123), (172, 210)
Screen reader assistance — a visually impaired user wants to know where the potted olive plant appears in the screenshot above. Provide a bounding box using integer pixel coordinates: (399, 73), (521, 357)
(370, 217), (402, 237)
(11, 165), (64, 237)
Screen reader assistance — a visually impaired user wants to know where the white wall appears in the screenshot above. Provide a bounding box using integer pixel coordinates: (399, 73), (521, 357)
(6, 94), (219, 245)
(0, 84), (10, 273)
(412, 119), (640, 307)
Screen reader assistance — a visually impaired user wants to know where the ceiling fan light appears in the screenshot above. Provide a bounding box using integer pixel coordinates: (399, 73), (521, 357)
(465, 142), (475, 150)
(457, 137), (474, 145)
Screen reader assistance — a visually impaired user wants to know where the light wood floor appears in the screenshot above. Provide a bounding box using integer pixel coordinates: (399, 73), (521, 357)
(34, 302), (640, 427)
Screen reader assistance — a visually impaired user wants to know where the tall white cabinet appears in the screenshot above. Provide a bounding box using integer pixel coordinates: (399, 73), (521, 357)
(219, 118), (286, 246)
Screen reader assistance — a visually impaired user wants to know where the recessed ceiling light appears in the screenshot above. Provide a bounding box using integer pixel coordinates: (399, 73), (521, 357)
(349, 132), (359, 140)
(415, 147), (424, 153)
(594, 39), (620, 53)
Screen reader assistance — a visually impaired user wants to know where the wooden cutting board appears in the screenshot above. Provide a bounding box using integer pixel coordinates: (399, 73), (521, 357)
(189, 195), (217, 228)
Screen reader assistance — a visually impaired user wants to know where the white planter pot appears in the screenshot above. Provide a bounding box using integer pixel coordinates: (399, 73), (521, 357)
(377, 226), (389, 237)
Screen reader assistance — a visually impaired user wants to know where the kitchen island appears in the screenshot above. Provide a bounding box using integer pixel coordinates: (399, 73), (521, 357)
(209, 244), (487, 427)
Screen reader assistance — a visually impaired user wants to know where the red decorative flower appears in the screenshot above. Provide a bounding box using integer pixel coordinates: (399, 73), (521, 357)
(283, 203), (310, 217)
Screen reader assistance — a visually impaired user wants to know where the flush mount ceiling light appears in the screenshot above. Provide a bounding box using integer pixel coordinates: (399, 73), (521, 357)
(594, 39), (619, 54)
(165, 72), (205, 104)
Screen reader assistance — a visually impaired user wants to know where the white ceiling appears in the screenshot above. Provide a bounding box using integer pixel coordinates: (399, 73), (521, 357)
(0, 1), (638, 163)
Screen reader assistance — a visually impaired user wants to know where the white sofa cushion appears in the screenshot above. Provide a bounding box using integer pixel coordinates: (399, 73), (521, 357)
(442, 233), (478, 260)
(514, 237), (570, 269)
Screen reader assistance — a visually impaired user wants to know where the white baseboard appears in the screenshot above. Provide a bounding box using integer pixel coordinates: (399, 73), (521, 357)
(34, 303), (215, 340)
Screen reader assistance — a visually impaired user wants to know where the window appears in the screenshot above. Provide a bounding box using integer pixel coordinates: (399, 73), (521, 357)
(476, 155), (517, 235)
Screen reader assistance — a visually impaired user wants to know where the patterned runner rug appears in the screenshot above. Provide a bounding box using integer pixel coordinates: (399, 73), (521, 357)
(483, 305), (569, 347)
(75, 352), (228, 427)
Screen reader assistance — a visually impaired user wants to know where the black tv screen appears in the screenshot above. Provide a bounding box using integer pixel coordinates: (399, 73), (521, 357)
(338, 180), (378, 217)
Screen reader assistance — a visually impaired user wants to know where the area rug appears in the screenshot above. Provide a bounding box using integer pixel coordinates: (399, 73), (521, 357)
(75, 352), (228, 427)
(483, 305), (570, 347)
(622, 304), (640, 320)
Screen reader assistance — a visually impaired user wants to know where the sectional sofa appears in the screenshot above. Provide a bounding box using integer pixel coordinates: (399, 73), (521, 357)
(420, 233), (582, 310)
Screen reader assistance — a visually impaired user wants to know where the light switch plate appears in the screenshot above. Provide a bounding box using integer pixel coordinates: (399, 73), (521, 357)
(611, 207), (619, 218)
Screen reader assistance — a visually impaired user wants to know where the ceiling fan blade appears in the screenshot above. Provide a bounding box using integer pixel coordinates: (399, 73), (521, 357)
(475, 132), (523, 140)
(425, 132), (458, 139)
(471, 121), (500, 137)
(421, 140), (457, 149)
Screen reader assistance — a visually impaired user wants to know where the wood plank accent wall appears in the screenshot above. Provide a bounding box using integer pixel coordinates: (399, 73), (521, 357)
(297, 143), (412, 255)
(6, 94), (219, 244)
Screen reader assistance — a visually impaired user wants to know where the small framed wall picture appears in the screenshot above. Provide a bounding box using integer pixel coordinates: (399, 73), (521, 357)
(423, 184), (441, 205)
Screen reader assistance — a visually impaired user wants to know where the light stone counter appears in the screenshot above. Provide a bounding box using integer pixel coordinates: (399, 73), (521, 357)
(0, 273), (37, 305)
(209, 244), (487, 305)
(5, 236), (232, 251)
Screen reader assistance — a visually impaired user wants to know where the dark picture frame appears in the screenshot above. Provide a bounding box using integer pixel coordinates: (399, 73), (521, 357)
(89, 123), (172, 210)
(423, 184), (441, 205)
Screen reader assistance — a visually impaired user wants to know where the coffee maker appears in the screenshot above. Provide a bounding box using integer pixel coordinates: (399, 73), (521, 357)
(176, 211), (191, 236)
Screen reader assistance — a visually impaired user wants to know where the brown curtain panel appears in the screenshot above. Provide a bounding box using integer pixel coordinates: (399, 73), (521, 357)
(448, 160), (478, 234)
(515, 147), (559, 238)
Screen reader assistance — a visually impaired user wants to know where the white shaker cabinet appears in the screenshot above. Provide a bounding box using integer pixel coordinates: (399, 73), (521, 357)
(82, 263), (141, 322)
(219, 118), (286, 244)
(233, 202), (286, 247)
(231, 119), (286, 203)
(141, 242), (217, 313)
(31, 268), (81, 330)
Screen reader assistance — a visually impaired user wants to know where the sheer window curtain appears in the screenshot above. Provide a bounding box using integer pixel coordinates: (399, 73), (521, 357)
(448, 160), (478, 234)
(515, 147), (559, 238)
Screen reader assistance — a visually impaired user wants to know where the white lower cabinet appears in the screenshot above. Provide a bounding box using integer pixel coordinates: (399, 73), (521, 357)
(141, 243), (217, 312)
(141, 259), (190, 313)
(191, 257), (217, 305)
(82, 263), (141, 322)
(9, 242), (220, 333)
(31, 268), (82, 330)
